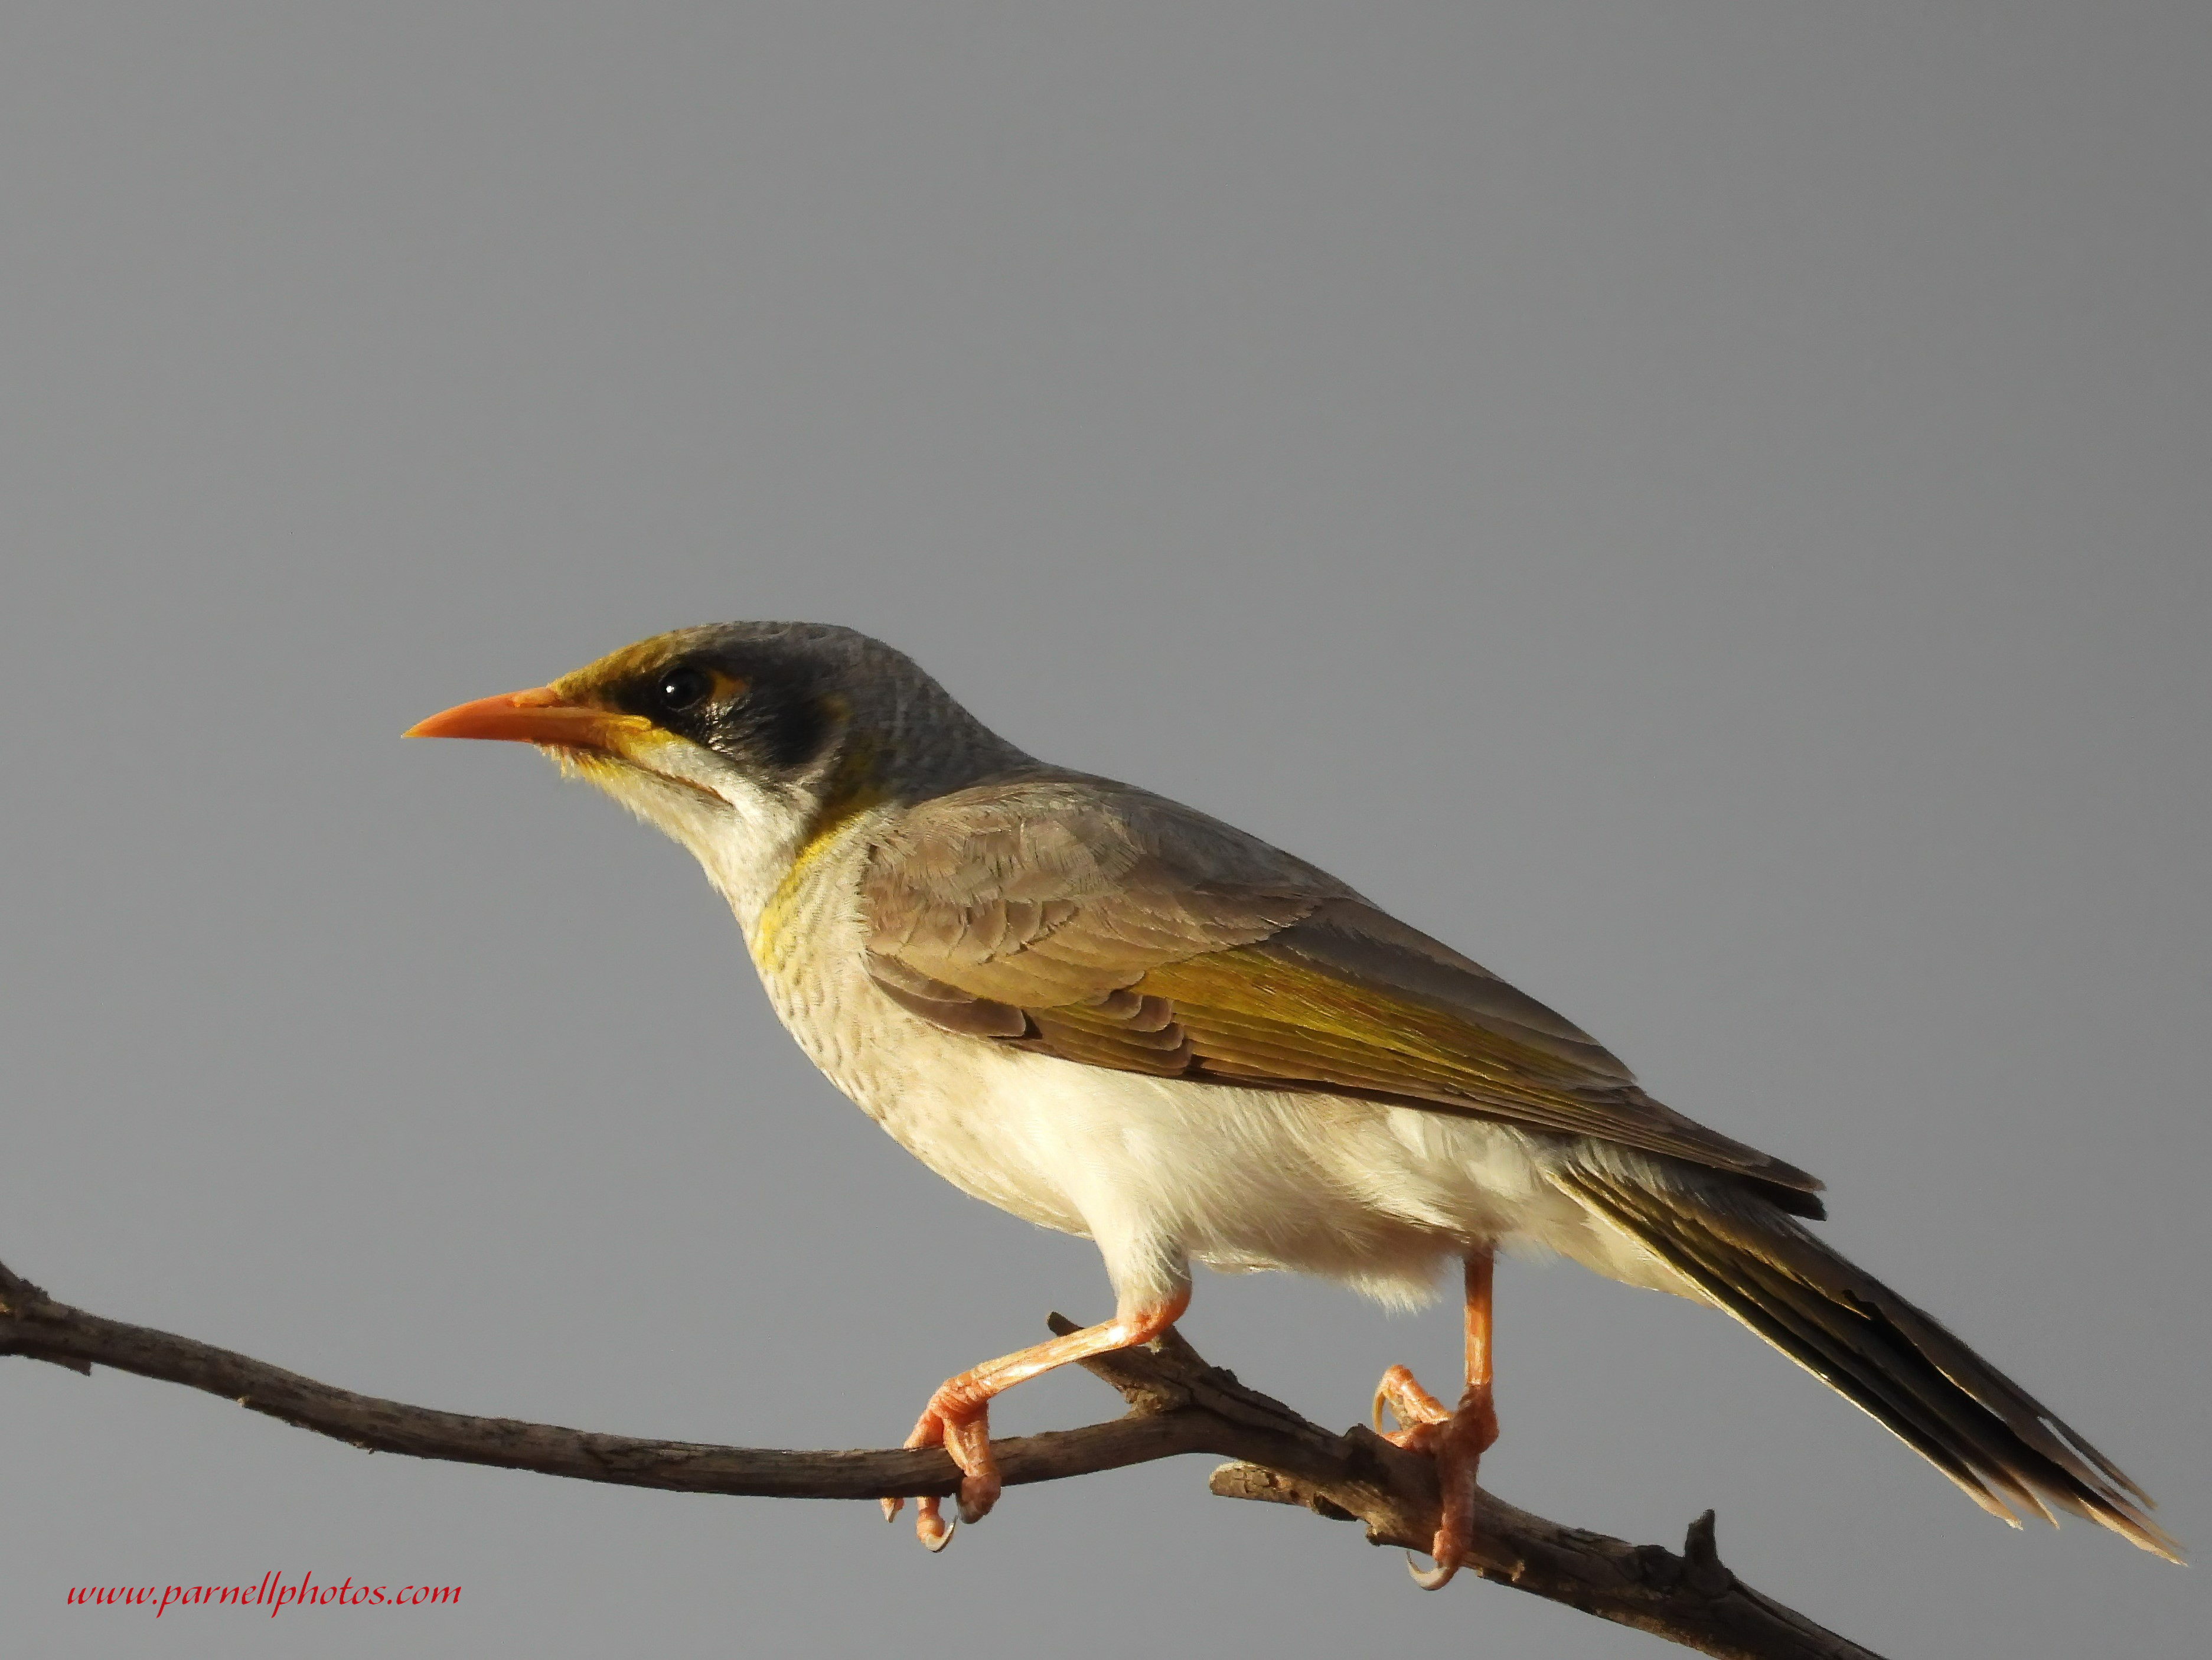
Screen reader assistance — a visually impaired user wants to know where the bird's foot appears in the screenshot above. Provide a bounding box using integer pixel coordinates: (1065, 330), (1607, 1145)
(879, 1379), (999, 1551)
(1372, 1364), (1497, 1590)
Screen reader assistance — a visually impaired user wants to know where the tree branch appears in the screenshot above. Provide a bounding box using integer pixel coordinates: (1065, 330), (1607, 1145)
(0, 1258), (1880, 1659)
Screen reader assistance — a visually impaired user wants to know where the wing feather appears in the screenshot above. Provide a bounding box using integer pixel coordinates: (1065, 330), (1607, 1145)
(860, 777), (1821, 1207)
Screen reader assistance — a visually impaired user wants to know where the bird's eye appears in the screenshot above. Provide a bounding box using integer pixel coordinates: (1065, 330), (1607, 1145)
(654, 663), (715, 714)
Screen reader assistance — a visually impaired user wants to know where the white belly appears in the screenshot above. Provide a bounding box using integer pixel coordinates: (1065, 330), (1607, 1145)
(736, 827), (1686, 1314)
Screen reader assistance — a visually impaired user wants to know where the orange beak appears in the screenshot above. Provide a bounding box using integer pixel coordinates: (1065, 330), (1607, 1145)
(404, 684), (650, 752)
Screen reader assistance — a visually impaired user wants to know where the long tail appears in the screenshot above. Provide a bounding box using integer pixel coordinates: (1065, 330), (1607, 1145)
(1557, 1162), (2182, 1561)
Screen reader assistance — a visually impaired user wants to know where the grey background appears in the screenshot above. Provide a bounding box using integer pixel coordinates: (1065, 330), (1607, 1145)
(1, 5), (2204, 1656)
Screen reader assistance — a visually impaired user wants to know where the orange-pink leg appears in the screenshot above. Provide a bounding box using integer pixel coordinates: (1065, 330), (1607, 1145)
(1372, 1250), (1497, 1590)
(882, 1286), (1191, 1551)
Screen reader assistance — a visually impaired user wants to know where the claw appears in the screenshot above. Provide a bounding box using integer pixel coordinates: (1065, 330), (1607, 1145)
(1407, 1550), (1459, 1591)
(1372, 1382), (1391, 1434)
(881, 1495), (902, 1524)
(915, 1496), (955, 1553)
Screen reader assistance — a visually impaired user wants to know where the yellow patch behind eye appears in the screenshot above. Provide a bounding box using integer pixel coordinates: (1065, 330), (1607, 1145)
(706, 668), (749, 703)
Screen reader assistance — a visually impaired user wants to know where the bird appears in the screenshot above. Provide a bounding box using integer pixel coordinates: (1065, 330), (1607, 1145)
(406, 619), (2178, 1581)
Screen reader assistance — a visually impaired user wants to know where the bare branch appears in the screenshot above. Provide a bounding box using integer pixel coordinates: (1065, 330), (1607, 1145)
(1, 1259), (1880, 1660)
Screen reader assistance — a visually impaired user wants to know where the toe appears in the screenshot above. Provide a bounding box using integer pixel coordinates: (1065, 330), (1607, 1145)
(1373, 1362), (1451, 1438)
(956, 1469), (1001, 1526)
(914, 1495), (955, 1553)
(939, 1403), (1000, 1524)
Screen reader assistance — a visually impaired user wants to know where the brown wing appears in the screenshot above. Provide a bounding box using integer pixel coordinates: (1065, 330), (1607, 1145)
(860, 777), (1822, 1209)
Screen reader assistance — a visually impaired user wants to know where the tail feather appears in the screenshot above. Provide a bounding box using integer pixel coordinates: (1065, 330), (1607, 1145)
(1558, 1165), (2181, 1562)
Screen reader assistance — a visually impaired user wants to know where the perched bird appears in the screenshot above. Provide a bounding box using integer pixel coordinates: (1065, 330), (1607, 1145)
(408, 621), (2177, 1581)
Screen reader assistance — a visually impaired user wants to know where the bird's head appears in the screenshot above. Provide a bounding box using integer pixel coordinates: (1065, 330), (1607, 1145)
(407, 621), (1023, 915)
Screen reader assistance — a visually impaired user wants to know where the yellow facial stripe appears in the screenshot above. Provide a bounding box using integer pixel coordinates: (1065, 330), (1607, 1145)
(755, 720), (879, 967)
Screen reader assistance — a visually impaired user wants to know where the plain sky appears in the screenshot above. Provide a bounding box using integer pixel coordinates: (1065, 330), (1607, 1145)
(1, 5), (2205, 1656)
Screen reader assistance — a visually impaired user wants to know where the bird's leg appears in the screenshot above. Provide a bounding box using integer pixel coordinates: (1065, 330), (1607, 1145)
(1372, 1249), (1497, 1590)
(882, 1286), (1191, 1551)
